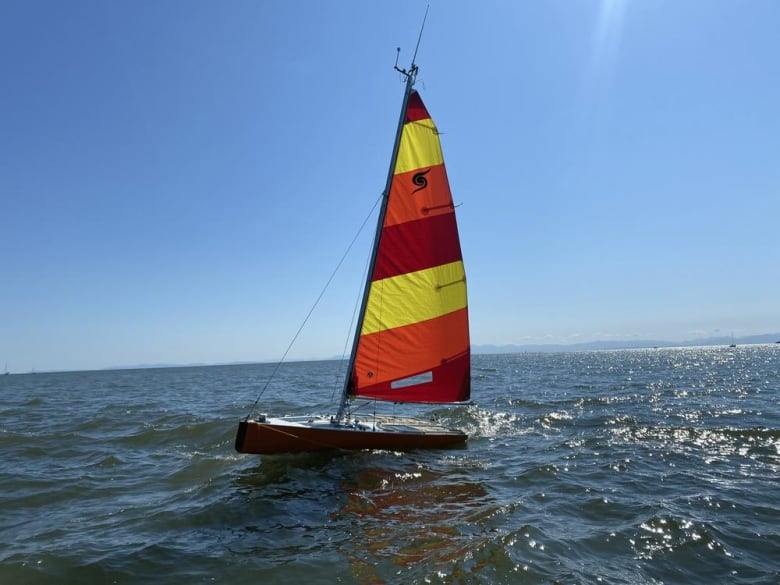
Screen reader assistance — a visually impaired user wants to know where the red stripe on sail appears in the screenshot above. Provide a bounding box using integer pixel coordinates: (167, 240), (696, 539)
(354, 352), (470, 403)
(372, 214), (463, 281)
(405, 91), (431, 123)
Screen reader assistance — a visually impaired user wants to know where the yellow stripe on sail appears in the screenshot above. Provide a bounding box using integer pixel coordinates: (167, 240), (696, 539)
(394, 119), (444, 175)
(361, 261), (467, 335)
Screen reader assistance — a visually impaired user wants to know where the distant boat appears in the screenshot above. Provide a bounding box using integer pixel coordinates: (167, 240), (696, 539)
(729, 332), (736, 348)
(235, 57), (470, 454)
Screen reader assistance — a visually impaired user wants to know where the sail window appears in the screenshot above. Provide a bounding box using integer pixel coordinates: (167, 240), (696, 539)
(390, 371), (433, 389)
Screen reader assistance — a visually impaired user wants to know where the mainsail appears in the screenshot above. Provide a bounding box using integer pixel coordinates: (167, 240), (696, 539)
(347, 90), (470, 404)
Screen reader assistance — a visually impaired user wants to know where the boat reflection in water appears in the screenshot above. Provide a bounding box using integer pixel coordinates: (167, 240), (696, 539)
(335, 459), (497, 582)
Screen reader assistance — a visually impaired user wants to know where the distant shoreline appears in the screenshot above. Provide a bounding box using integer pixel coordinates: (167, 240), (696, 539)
(473, 333), (780, 355)
(4, 335), (779, 376)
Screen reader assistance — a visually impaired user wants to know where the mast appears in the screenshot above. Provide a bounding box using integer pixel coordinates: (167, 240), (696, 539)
(336, 58), (419, 422)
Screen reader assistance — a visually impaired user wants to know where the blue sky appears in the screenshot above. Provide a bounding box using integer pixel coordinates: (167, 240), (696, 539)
(2, 0), (779, 373)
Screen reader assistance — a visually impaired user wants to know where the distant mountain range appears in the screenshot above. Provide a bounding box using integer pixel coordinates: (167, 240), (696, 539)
(473, 333), (780, 354)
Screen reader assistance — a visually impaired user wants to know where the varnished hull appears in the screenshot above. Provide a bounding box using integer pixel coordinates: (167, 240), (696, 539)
(235, 415), (467, 455)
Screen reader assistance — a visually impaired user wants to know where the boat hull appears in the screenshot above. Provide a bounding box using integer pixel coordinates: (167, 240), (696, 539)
(235, 415), (467, 455)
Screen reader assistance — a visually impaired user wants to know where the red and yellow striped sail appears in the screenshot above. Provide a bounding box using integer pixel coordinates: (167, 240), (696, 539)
(349, 91), (470, 403)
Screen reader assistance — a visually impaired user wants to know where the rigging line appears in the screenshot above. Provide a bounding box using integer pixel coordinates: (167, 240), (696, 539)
(410, 4), (430, 68)
(245, 193), (384, 420)
(329, 229), (374, 407)
(347, 400), (377, 415)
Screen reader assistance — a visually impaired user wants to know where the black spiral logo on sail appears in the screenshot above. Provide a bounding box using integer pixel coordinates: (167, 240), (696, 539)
(411, 169), (431, 194)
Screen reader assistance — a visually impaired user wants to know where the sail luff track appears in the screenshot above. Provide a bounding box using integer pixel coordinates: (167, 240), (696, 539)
(336, 66), (419, 420)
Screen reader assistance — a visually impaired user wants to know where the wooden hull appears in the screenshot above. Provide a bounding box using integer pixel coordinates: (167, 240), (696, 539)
(235, 415), (467, 455)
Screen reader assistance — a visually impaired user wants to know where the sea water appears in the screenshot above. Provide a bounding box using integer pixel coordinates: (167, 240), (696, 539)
(1, 346), (778, 584)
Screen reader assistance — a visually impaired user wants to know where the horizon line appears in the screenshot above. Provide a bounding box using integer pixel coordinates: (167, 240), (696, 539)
(4, 333), (779, 376)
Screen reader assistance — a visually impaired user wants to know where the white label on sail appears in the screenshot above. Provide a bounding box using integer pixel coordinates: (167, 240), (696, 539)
(390, 371), (433, 389)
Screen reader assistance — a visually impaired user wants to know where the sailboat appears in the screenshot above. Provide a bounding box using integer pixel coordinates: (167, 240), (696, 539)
(235, 58), (470, 455)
